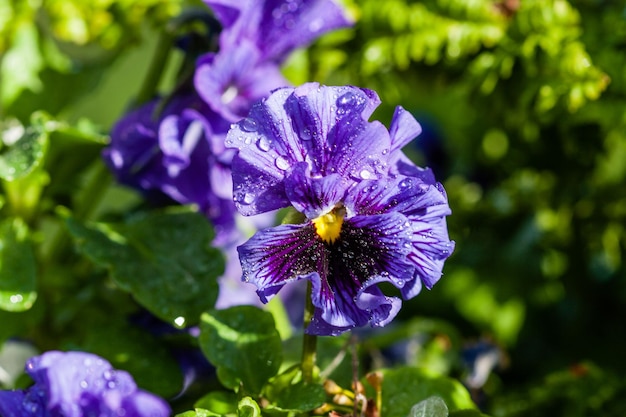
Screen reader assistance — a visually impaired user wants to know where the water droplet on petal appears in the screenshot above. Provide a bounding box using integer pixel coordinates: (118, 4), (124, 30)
(359, 169), (373, 179)
(337, 92), (356, 108)
(257, 136), (271, 151)
(275, 156), (290, 171)
(399, 179), (413, 189)
(309, 18), (323, 32)
(243, 193), (255, 204)
(300, 128), (312, 140)
(241, 117), (258, 132)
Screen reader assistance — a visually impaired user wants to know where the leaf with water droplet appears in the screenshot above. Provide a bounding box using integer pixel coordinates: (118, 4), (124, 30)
(0, 218), (37, 312)
(199, 306), (283, 395)
(0, 123), (47, 181)
(407, 396), (449, 417)
(65, 208), (224, 325)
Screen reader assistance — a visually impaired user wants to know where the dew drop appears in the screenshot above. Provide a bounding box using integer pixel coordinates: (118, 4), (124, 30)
(257, 136), (271, 151)
(399, 179), (413, 189)
(359, 169), (373, 179)
(337, 92), (356, 108)
(300, 128), (312, 140)
(242, 193), (255, 205)
(275, 156), (290, 171)
(241, 117), (258, 132)
(9, 294), (23, 303)
(80, 380), (89, 389)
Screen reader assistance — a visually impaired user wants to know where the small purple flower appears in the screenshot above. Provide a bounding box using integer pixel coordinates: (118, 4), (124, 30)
(0, 351), (170, 417)
(226, 83), (455, 335)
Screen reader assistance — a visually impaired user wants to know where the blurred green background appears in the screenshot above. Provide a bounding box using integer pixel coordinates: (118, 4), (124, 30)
(1, 0), (626, 415)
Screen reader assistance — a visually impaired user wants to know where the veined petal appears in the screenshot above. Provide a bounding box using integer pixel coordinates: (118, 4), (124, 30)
(306, 212), (415, 335)
(356, 276), (402, 327)
(284, 163), (347, 219)
(208, 0), (352, 63)
(389, 106), (422, 154)
(227, 84), (395, 216)
(237, 223), (325, 303)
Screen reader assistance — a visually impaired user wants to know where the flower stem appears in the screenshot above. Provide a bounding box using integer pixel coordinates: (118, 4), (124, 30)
(134, 29), (174, 106)
(301, 280), (317, 384)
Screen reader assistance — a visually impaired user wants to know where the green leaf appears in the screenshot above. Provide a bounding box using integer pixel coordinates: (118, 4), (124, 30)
(449, 410), (492, 417)
(0, 20), (44, 108)
(407, 396), (449, 417)
(199, 306), (283, 395)
(270, 381), (326, 412)
(79, 321), (184, 398)
(65, 208), (224, 326)
(0, 218), (37, 312)
(175, 409), (222, 417)
(194, 391), (237, 415)
(238, 397), (262, 417)
(366, 367), (476, 417)
(0, 123), (47, 181)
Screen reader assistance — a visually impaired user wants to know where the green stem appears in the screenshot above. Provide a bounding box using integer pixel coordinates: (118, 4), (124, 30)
(134, 29), (174, 106)
(301, 281), (317, 384)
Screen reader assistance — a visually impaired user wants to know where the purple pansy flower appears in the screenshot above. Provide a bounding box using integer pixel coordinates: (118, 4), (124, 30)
(226, 83), (455, 335)
(0, 351), (170, 417)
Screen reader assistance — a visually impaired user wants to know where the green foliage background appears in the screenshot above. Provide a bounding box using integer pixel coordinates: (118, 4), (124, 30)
(1, 0), (626, 416)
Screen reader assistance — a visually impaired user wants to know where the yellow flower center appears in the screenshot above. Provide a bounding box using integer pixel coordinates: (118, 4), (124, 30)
(312, 207), (345, 244)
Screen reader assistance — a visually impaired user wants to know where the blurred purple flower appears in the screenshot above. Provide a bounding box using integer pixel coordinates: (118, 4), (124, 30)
(0, 351), (170, 417)
(226, 83), (455, 335)
(103, 93), (238, 246)
(204, 0), (352, 63)
(195, 0), (352, 122)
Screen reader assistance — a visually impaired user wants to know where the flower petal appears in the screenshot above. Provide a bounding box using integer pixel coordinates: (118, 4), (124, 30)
(344, 175), (454, 297)
(306, 212), (415, 335)
(237, 223), (325, 303)
(284, 162), (347, 219)
(194, 41), (289, 122)
(227, 84), (394, 215)
(208, 0), (352, 63)
(23, 351), (171, 417)
(389, 106), (422, 154)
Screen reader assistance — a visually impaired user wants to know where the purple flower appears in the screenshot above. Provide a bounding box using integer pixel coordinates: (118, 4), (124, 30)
(0, 351), (170, 417)
(204, 0), (352, 63)
(103, 93), (238, 245)
(194, 40), (290, 123)
(226, 83), (455, 335)
(194, 0), (352, 122)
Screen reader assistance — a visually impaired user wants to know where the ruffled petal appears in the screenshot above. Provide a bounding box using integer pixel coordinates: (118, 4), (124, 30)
(0, 390), (37, 417)
(284, 162), (347, 219)
(227, 84), (394, 216)
(306, 212), (415, 335)
(389, 106), (422, 154)
(237, 223), (325, 303)
(194, 41), (289, 122)
(343, 175), (454, 297)
(254, 0), (353, 62)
